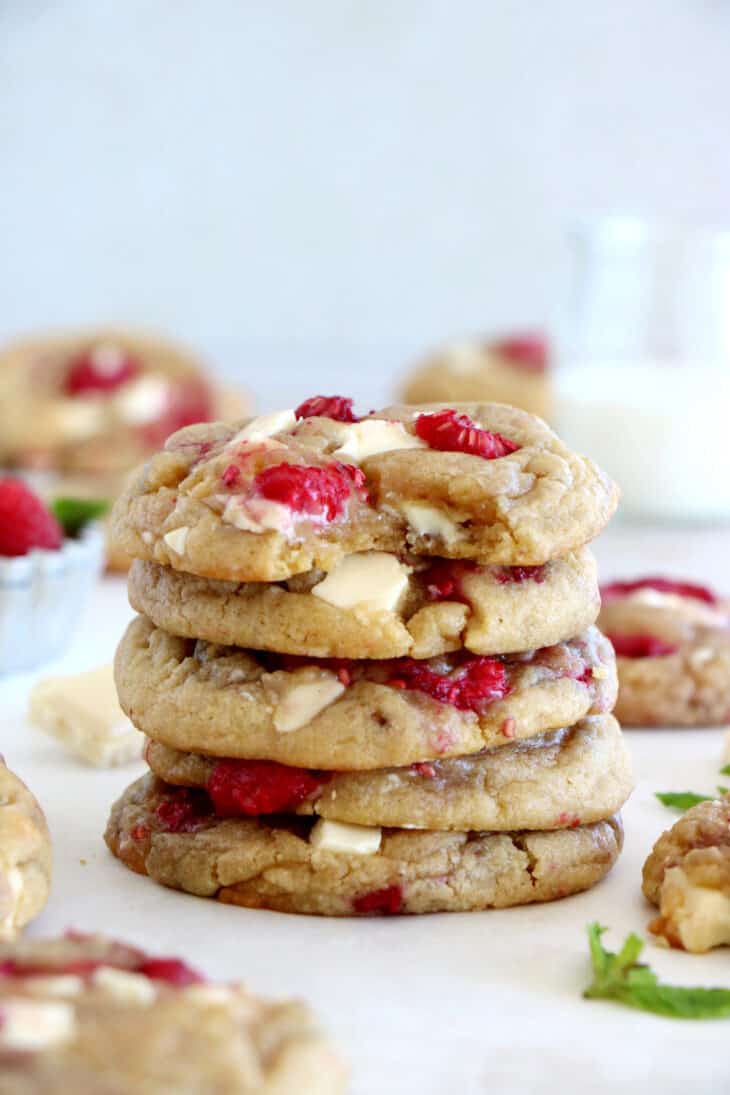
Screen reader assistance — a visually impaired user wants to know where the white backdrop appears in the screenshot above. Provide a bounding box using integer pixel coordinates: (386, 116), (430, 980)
(2, 0), (729, 408)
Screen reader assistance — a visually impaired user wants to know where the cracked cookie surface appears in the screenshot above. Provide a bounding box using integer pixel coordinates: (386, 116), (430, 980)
(115, 617), (617, 770)
(145, 715), (632, 832)
(110, 402), (618, 582)
(128, 549), (600, 659)
(105, 773), (623, 916)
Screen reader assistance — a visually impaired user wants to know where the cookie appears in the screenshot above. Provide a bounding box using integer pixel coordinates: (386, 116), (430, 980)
(110, 401), (618, 582)
(401, 334), (551, 420)
(599, 576), (730, 726)
(144, 714), (633, 832)
(0, 933), (346, 1093)
(0, 759), (52, 940)
(106, 773), (623, 916)
(128, 548), (600, 660)
(642, 795), (730, 952)
(115, 617), (617, 769)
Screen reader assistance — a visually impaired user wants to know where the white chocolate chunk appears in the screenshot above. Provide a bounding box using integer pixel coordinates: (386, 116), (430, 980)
(23, 976), (84, 998)
(310, 819), (382, 855)
(222, 496), (294, 535)
(0, 999), (77, 1050)
(113, 375), (170, 426)
(163, 526), (189, 555)
(28, 666), (143, 767)
(92, 967), (158, 1005)
(333, 419), (425, 463)
(312, 552), (411, 613)
(590, 665), (609, 680)
(689, 646), (714, 669)
(273, 673), (345, 732)
(400, 501), (460, 544)
(659, 867), (730, 953)
(228, 409), (296, 445)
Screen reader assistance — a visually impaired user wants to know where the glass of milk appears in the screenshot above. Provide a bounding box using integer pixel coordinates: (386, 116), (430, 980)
(556, 217), (730, 523)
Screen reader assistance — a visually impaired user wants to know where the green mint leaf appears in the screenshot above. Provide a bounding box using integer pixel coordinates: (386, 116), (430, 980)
(584, 922), (730, 1019)
(720, 765), (730, 777)
(51, 497), (109, 538)
(655, 791), (714, 811)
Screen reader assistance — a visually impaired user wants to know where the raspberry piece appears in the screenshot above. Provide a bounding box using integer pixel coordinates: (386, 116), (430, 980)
(387, 655), (509, 713)
(608, 633), (679, 659)
(412, 762), (437, 779)
(490, 333), (548, 373)
(601, 577), (717, 605)
(0, 478), (63, 556)
(294, 395), (359, 422)
(494, 565), (546, 585)
(139, 379), (214, 448)
(415, 409), (519, 459)
(64, 344), (139, 394)
(154, 789), (209, 833)
(221, 464), (241, 488)
(208, 759), (327, 817)
(254, 462), (368, 521)
(137, 957), (204, 986)
(353, 885), (403, 915)
(422, 560), (479, 604)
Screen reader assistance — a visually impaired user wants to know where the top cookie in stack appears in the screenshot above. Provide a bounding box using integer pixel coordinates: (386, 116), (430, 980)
(106, 397), (628, 917)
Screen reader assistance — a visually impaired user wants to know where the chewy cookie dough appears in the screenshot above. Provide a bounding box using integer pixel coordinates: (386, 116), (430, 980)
(599, 577), (730, 726)
(0, 759), (52, 940)
(128, 548), (600, 660)
(111, 401), (618, 583)
(106, 773), (623, 917)
(0, 933), (346, 1093)
(115, 617), (617, 770)
(643, 795), (730, 953)
(145, 715), (633, 833)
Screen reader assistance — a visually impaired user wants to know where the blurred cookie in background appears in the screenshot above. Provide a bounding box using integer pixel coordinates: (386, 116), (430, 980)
(0, 329), (249, 569)
(401, 332), (551, 420)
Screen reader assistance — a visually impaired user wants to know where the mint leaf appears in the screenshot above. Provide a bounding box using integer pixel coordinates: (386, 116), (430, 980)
(51, 497), (109, 538)
(655, 791), (714, 810)
(720, 765), (730, 777)
(584, 923), (730, 1019)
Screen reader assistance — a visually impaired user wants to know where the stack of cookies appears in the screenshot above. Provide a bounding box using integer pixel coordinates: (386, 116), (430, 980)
(105, 397), (632, 916)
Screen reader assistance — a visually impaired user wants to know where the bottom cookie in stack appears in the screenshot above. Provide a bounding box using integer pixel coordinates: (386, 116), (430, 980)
(105, 715), (631, 917)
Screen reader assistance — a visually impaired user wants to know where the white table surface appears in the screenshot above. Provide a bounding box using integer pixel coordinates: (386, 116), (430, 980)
(3, 523), (730, 1095)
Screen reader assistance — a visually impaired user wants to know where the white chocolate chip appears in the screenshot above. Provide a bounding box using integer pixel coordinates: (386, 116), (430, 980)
(333, 420), (425, 463)
(92, 967), (158, 1005)
(659, 867), (730, 953)
(163, 526), (189, 555)
(222, 496), (294, 536)
(23, 976), (84, 998)
(312, 552), (411, 613)
(113, 375), (170, 426)
(400, 501), (461, 544)
(310, 819), (382, 855)
(0, 999), (77, 1050)
(142, 531), (154, 545)
(590, 665), (609, 680)
(690, 646), (715, 669)
(273, 673), (346, 732)
(228, 410), (296, 445)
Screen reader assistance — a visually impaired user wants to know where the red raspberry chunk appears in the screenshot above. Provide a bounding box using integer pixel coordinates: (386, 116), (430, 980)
(295, 395), (359, 422)
(415, 408), (520, 459)
(221, 464), (241, 488)
(353, 885), (404, 915)
(608, 633), (679, 659)
(422, 560), (479, 604)
(494, 565), (546, 585)
(137, 957), (204, 986)
(490, 333), (548, 373)
(64, 344), (139, 394)
(0, 478), (63, 556)
(154, 789), (209, 832)
(601, 576), (717, 605)
(208, 759), (327, 817)
(387, 655), (509, 713)
(254, 462), (368, 521)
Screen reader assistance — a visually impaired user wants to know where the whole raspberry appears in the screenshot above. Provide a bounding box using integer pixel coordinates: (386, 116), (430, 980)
(64, 344), (139, 394)
(295, 395), (359, 422)
(601, 577), (717, 606)
(415, 409), (520, 459)
(490, 333), (548, 373)
(208, 758), (326, 817)
(0, 478), (63, 556)
(353, 885), (404, 915)
(254, 462), (368, 521)
(388, 654), (509, 712)
(608, 633), (679, 659)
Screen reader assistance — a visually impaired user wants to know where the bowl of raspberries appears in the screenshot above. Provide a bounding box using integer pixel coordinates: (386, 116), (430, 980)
(0, 478), (105, 672)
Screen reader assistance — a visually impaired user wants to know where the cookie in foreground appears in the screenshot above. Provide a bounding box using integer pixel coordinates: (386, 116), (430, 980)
(0, 758), (51, 940)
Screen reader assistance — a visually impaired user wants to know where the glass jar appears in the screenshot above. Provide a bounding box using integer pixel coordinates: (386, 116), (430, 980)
(555, 217), (730, 523)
